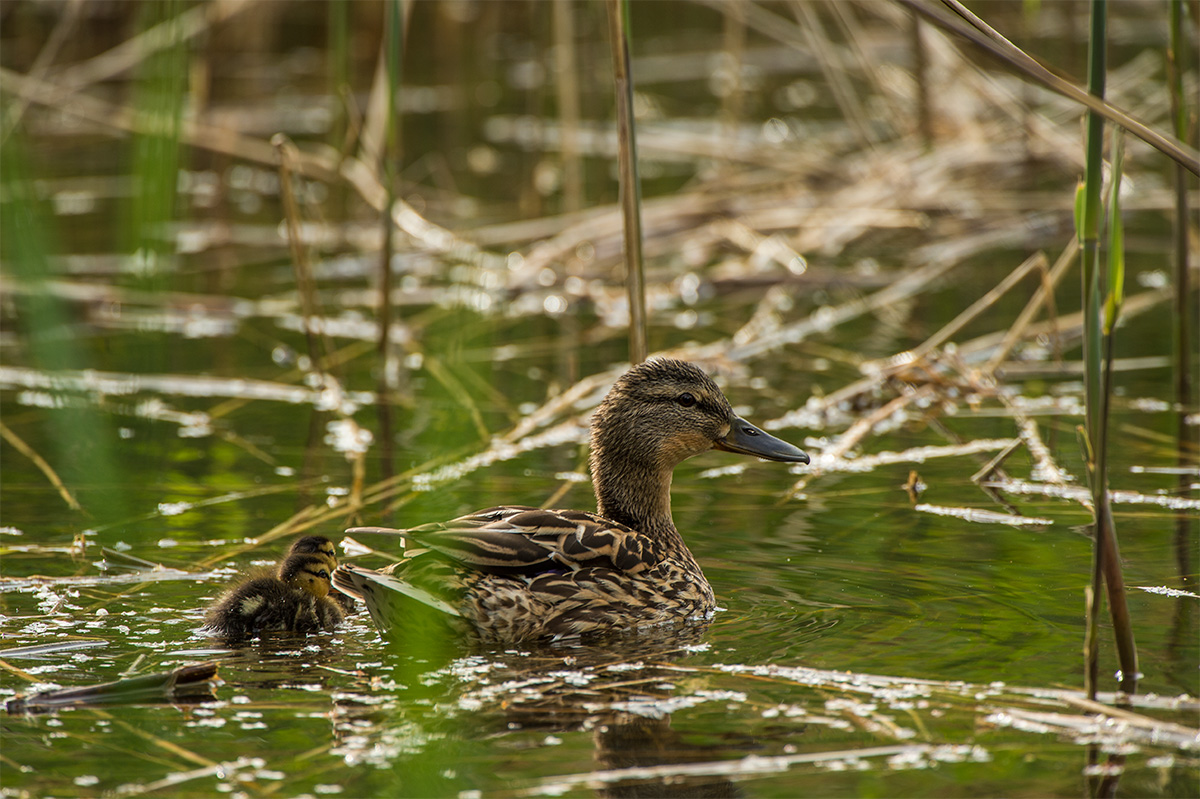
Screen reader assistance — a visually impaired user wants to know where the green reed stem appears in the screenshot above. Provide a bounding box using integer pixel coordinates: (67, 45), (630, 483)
(606, 0), (647, 365)
(1078, 0), (1137, 701)
(1166, 0), (1197, 590)
(0, 129), (101, 519)
(126, 0), (186, 377)
(1079, 0), (1105, 704)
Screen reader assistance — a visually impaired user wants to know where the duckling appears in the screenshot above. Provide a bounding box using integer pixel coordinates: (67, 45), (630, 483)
(204, 541), (344, 640)
(332, 358), (808, 642)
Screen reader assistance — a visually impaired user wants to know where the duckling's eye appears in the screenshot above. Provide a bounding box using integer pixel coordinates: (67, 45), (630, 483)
(676, 392), (697, 408)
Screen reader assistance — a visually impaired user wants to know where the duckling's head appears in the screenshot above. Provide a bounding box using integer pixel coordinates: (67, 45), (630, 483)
(278, 552), (337, 599)
(287, 535), (339, 565)
(589, 359), (808, 530)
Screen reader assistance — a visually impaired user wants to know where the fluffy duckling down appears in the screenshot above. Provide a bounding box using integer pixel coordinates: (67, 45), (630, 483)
(204, 536), (345, 640)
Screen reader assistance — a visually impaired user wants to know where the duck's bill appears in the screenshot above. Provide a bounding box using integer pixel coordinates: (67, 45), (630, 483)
(715, 417), (810, 464)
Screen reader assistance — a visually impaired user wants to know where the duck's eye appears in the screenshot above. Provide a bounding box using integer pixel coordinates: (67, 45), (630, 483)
(676, 392), (697, 408)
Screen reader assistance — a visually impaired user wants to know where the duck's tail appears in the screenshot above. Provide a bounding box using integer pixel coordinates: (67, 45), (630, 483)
(331, 564), (462, 634)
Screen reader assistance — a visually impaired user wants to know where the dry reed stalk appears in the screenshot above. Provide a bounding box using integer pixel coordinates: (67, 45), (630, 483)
(909, 251), (1048, 363)
(195, 502), (329, 568)
(827, 1), (903, 135)
(553, 0), (584, 214)
(727, 240), (973, 361)
(0, 0), (84, 141)
(791, 1), (876, 149)
(502, 370), (617, 443)
(52, 0), (250, 92)
(356, 42), (392, 175)
(423, 355), (490, 442)
(374, 0), (407, 494)
(274, 134), (331, 372)
(0, 68), (333, 181)
(961, 287), (1170, 368)
(910, 11), (932, 147)
(340, 368), (623, 517)
(695, 0), (805, 57)
(714, 219), (807, 273)
(968, 438), (1022, 485)
(389, 199), (507, 269)
(0, 420), (82, 512)
(1013, 417), (1074, 486)
(788, 384), (936, 496)
(606, 0), (647, 364)
(719, 0), (746, 164)
(114, 758), (264, 798)
(111, 716), (219, 768)
(984, 239), (1076, 373)
(0, 364), (374, 407)
(0, 659), (41, 683)
(898, 0), (1199, 174)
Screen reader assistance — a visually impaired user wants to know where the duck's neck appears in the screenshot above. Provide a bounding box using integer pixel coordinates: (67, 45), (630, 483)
(590, 443), (680, 539)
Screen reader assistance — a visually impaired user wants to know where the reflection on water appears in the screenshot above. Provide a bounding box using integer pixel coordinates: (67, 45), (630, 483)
(1, 519), (1197, 796)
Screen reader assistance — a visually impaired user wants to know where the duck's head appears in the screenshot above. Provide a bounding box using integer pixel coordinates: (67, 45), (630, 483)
(279, 552), (337, 599)
(287, 535), (339, 566)
(589, 358), (808, 530)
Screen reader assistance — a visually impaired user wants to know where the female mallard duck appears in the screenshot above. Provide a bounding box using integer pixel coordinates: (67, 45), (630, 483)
(332, 358), (808, 642)
(204, 536), (345, 640)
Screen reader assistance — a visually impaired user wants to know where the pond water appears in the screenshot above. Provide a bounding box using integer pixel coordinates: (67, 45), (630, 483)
(1, 2), (1197, 797)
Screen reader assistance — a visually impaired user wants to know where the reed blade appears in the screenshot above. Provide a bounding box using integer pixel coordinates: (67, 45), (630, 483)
(606, 0), (647, 364)
(1079, 0), (1138, 703)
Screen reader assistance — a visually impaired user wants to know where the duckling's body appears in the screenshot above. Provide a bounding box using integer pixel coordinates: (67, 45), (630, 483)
(333, 359), (808, 643)
(205, 539), (345, 640)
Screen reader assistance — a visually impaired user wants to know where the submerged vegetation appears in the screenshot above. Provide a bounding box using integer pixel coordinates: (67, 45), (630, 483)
(1, 0), (1196, 796)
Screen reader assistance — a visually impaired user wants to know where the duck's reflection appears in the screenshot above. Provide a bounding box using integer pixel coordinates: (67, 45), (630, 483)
(332, 626), (749, 797)
(591, 713), (742, 798)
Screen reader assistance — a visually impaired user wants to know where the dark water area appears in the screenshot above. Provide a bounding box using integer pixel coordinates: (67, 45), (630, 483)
(2, 1), (1197, 797)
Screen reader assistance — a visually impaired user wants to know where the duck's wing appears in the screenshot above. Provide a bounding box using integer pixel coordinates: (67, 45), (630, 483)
(345, 505), (657, 577)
